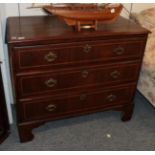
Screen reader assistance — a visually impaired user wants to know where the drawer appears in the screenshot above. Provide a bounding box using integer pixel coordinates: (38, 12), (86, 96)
(14, 40), (143, 71)
(22, 85), (135, 121)
(17, 63), (140, 98)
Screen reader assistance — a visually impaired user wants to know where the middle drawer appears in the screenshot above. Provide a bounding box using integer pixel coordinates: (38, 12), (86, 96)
(16, 63), (140, 98)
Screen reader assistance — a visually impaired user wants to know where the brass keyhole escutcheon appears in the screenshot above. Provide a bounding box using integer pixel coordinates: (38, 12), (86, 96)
(81, 70), (89, 78)
(80, 94), (87, 101)
(83, 44), (92, 53)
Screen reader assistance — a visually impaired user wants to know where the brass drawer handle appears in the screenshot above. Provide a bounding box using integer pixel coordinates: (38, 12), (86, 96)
(46, 104), (56, 112)
(106, 94), (117, 102)
(113, 47), (125, 55)
(81, 70), (89, 78)
(110, 70), (120, 79)
(80, 94), (87, 101)
(45, 78), (57, 88)
(44, 52), (57, 62)
(83, 44), (92, 53)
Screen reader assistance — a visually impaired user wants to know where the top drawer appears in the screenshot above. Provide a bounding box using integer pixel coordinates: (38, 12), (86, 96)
(13, 40), (144, 72)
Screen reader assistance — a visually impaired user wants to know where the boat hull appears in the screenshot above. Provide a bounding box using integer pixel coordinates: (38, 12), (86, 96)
(43, 4), (123, 31)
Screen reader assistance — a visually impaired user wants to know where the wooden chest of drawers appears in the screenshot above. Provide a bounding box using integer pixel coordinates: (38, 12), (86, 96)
(6, 16), (148, 142)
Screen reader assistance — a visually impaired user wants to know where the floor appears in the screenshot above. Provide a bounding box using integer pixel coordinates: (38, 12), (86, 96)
(0, 92), (155, 151)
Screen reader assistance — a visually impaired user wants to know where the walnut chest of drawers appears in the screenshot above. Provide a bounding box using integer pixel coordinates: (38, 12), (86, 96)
(6, 16), (148, 142)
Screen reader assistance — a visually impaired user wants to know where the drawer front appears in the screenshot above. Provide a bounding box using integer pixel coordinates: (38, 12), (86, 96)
(14, 41), (143, 71)
(22, 85), (135, 121)
(17, 63), (140, 98)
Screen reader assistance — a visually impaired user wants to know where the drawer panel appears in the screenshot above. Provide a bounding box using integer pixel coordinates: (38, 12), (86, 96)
(22, 85), (135, 121)
(14, 41), (143, 71)
(17, 63), (140, 98)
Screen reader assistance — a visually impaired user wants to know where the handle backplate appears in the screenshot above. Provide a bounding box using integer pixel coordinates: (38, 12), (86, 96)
(45, 78), (57, 88)
(113, 47), (125, 55)
(44, 52), (57, 62)
(106, 94), (117, 102)
(46, 104), (56, 112)
(110, 70), (120, 79)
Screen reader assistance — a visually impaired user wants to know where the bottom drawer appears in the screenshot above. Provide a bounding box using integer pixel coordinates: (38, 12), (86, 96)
(22, 85), (135, 121)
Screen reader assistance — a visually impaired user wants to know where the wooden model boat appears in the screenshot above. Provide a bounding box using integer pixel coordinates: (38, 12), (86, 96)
(43, 3), (123, 31)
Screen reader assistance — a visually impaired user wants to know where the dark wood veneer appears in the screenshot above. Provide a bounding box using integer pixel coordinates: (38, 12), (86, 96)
(6, 16), (148, 142)
(17, 62), (139, 98)
(14, 40), (143, 72)
(22, 85), (135, 121)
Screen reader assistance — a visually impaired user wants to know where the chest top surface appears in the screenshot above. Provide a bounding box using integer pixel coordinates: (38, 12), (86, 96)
(6, 16), (148, 45)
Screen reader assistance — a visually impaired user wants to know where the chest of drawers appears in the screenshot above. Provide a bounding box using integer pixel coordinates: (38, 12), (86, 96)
(6, 16), (148, 142)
